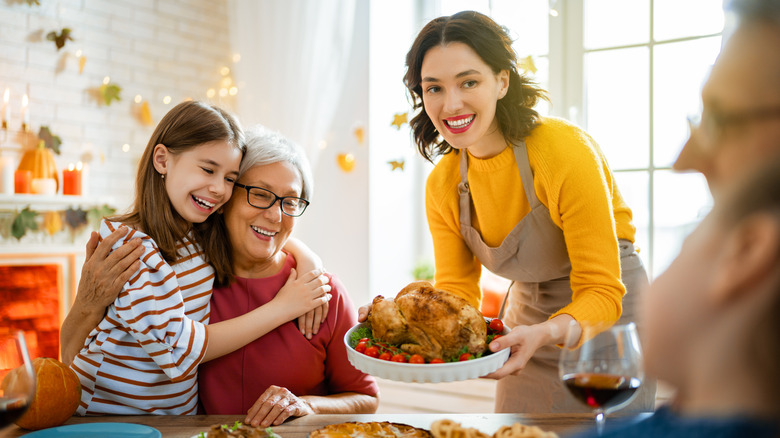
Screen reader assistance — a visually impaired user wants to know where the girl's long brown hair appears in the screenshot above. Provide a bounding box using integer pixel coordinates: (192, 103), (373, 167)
(113, 100), (244, 285)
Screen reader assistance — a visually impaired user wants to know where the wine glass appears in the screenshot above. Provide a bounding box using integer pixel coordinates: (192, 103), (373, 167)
(559, 322), (644, 435)
(0, 330), (35, 431)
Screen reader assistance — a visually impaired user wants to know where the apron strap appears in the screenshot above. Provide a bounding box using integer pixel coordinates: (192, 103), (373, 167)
(497, 280), (514, 320)
(458, 151), (473, 228)
(512, 140), (541, 209)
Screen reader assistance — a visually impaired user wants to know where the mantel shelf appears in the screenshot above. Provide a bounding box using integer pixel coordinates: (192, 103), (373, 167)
(0, 194), (117, 212)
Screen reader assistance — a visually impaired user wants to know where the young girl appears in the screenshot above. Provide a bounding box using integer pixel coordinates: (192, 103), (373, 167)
(69, 101), (331, 415)
(573, 158), (780, 437)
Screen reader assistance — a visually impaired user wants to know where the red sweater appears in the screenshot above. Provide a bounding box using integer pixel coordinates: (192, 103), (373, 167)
(198, 255), (378, 414)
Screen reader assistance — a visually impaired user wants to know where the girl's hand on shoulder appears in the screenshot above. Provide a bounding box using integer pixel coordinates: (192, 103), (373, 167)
(297, 300), (329, 340)
(276, 268), (332, 321)
(245, 385), (314, 428)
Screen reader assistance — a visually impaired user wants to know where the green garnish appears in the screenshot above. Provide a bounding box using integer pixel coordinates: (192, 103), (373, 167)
(266, 426), (282, 438)
(349, 325), (373, 347)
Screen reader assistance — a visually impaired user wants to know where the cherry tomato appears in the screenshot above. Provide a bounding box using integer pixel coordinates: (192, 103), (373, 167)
(430, 358), (445, 364)
(359, 338), (370, 343)
(409, 354), (425, 364)
(378, 351), (393, 361)
(364, 346), (380, 358)
(355, 341), (368, 353)
(391, 354), (407, 363)
(489, 318), (504, 334)
(459, 353), (474, 361)
(491, 334), (502, 341)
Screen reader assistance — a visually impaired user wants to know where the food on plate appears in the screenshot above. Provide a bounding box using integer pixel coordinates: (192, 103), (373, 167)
(430, 419), (490, 438)
(368, 281), (487, 361)
(430, 420), (558, 438)
(199, 421), (281, 438)
(309, 421), (432, 438)
(0, 357), (81, 430)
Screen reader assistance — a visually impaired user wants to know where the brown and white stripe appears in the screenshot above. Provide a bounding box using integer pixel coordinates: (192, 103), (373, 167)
(71, 220), (213, 415)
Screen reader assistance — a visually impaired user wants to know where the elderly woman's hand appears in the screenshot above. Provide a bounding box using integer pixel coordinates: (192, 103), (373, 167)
(244, 385), (315, 428)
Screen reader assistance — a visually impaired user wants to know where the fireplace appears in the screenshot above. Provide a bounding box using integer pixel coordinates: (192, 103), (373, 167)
(0, 264), (61, 359)
(0, 250), (83, 361)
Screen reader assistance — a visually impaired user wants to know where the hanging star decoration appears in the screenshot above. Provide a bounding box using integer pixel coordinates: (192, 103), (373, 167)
(388, 159), (405, 171)
(391, 112), (408, 130)
(337, 153), (356, 173)
(353, 125), (365, 145)
(46, 28), (73, 51)
(517, 55), (537, 75)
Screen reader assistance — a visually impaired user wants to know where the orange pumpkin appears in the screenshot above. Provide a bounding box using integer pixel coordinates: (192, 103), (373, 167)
(17, 141), (59, 193)
(1, 357), (82, 430)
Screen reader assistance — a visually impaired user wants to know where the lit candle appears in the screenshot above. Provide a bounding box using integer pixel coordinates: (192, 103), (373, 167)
(1, 88), (8, 130)
(14, 170), (32, 194)
(31, 177), (56, 195)
(21, 94), (29, 131)
(63, 162), (82, 196)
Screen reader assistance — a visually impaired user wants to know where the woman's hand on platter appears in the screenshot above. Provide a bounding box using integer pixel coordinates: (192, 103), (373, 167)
(482, 323), (548, 379)
(277, 268), (332, 323)
(357, 303), (372, 322)
(483, 315), (577, 379)
(245, 385), (315, 428)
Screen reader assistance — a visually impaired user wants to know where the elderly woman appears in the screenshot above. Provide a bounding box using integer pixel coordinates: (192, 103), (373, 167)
(61, 125), (378, 424)
(199, 126), (379, 426)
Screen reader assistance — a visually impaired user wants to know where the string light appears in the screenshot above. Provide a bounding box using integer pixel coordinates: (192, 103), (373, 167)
(232, 53), (241, 63)
(162, 96), (171, 104)
(121, 143), (130, 152)
(207, 88), (216, 98)
(229, 87), (238, 96)
(102, 76), (110, 85)
(220, 66), (230, 76)
(134, 95), (142, 103)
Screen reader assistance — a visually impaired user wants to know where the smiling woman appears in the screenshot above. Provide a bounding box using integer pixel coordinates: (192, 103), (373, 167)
(359, 10), (655, 414)
(199, 125), (379, 427)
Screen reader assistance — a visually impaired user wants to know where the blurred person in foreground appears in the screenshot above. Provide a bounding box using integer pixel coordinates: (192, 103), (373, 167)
(573, 0), (780, 435)
(673, 0), (780, 197)
(570, 156), (780, 438)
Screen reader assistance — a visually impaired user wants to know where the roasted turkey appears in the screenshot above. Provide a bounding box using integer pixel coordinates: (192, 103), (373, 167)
(368, 281), (487, 361)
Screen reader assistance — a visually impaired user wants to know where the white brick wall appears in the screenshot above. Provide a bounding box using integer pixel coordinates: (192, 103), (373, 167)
(0, 0), (233, 211)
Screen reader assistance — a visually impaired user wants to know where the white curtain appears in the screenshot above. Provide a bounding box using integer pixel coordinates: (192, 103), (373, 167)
(228, 0), (357, 167)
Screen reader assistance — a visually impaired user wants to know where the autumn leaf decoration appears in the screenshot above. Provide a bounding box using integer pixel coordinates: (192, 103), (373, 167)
(98, 81), (122, 106)
(46, 28), (73, 51)
(24, 0), (40, 6)
(38, 126), (62, 155)
(11, 207), (39, 240)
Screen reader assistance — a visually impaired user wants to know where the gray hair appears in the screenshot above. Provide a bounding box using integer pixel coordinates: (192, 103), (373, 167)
(726, 0), (780, 26)
(239, 125), (314, 200)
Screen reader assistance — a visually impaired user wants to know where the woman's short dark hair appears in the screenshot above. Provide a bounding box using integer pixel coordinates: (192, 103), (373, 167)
(403, 10), (548, 162)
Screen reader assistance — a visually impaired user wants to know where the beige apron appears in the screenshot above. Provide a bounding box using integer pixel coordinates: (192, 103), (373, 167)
(457, 141), (656, 413)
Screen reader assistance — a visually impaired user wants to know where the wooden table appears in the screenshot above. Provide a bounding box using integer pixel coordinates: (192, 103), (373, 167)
(1, 412), (651, 437)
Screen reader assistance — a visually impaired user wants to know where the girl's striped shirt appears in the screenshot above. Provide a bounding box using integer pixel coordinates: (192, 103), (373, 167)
(70, 220), (213, 415)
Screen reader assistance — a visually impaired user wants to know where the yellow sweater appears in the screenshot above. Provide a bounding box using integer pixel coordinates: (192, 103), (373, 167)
(425, 117), (635, 325)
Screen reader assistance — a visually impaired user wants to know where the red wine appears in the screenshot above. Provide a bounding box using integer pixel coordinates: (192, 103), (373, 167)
(562, 373), (641, 410)
(0, 397), (30, 428)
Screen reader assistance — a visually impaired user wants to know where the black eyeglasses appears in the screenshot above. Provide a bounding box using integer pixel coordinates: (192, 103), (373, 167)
(234, 182), (310, 217)
(688, 106), (780, 148)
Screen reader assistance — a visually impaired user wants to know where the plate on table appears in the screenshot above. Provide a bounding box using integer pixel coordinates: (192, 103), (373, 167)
(344, 322), (509, 383)
(24, 423), (161, 438)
